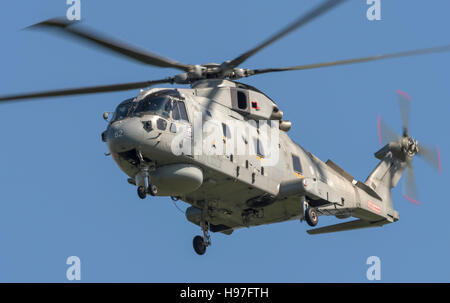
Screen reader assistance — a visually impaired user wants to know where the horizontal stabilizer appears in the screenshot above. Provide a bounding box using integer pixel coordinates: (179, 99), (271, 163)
(307, 219), (388, 235)
(326, 159), (354, 182)
(355, 181), (382, 200)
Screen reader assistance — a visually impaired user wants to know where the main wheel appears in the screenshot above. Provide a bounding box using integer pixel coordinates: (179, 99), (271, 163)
(193, 235), (206, 255)
(137, 186), (147, 199)
(148, 184), (158, 196)
(305, 207), (318, 227)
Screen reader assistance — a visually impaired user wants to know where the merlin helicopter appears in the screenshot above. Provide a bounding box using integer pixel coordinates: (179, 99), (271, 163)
(0, 0), (446, 255)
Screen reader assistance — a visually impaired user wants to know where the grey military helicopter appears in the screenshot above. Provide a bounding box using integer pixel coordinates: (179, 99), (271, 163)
(0, 0), (445, 255)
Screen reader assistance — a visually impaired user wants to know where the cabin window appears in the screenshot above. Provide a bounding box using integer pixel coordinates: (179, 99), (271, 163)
(172, 100), (189, 122)
(237, 91), (247, 110)
(222, 123), (231, 139)
(254, 138), (264, 158)
(292, 154), (302, 173)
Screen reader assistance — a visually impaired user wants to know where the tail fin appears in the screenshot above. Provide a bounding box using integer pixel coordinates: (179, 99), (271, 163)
(364, 143), (408, 211)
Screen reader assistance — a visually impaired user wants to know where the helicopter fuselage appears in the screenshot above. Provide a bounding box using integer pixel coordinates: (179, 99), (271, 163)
(102, 80), (398, 235)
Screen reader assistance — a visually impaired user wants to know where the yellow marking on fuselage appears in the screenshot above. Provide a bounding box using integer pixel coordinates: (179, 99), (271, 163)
(293, 172), (304, 179)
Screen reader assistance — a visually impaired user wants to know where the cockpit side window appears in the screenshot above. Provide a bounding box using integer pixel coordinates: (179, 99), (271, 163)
(178, 101), (189, 122)
(172, 101), (181, 120)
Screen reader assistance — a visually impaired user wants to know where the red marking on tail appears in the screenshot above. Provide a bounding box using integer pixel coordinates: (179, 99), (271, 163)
(403, 194), (420, 205)
(377, 115), (382, 145)
(367, 201), (382, 214)
(396, 90), (412, 101)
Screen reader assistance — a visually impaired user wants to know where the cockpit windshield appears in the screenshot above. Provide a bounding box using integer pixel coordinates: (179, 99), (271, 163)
(112, 90), (187, 122)
(111, 98), (134, 122)
(132, 90), (183, 118)
(134, 95), (172, 118)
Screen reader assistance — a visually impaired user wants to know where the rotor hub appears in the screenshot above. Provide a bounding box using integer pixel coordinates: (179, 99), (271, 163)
(402, 136), (419, 157)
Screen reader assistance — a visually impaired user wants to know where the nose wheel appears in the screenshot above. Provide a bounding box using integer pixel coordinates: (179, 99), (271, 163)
(137, 186), (147, 199)
(148, 184), (158, 196)
(137, 184), (158, 199)
(193, 221), (211, 255)
(135, 150), (157, 199)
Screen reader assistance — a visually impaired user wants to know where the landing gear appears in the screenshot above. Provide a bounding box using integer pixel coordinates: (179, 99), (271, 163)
(193, 221), (211, 255)
(137, 186), (147, 199)
(134, 150), (156, 199)
(305, 207), (319, 227)
(136, 184), (157, 198)
(148, 184), (158, 196)
(193, 235), (206, 255)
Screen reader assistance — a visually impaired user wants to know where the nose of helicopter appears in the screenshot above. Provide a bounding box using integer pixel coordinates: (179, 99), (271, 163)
(105, 117), (146, 153)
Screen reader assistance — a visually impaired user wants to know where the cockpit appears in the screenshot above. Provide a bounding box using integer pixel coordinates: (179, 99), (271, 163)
(134, 95), (172, 118)
(111, 90), (189, 123)
(111, 98), (134, 122)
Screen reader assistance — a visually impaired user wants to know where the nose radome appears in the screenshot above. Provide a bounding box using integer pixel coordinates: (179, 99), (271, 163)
(106, 118), (144, 153)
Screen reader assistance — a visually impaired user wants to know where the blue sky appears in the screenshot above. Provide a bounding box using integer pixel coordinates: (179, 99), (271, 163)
(0, 0), (449, 282)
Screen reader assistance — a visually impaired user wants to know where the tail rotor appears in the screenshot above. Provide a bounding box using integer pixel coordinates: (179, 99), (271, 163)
(377, 91), (442, 205)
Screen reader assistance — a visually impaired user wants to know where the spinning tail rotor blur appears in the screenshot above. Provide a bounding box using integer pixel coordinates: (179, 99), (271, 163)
(377, 91), (442, 205)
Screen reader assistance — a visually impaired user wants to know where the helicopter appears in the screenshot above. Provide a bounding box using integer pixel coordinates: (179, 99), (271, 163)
(0, 0), (445, 255)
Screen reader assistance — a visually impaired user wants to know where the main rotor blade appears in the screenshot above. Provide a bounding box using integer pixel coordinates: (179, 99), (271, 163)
(396, 90), (411, 137)
(403, 163), (420, 205)
(28, 18), (192, 72)
(377, 115), (401, 145)
(418, 144), (442, 173)
(0, 79), (172, 102)
(249, 45), (450, 76)
(225, 0), (347, 69)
